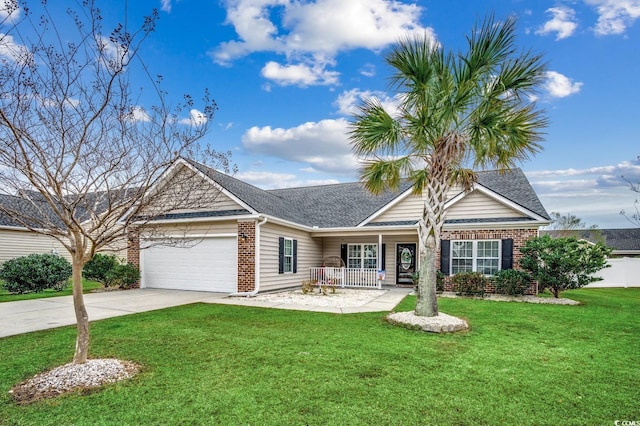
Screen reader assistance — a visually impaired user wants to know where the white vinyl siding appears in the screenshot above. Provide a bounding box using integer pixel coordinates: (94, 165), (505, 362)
(446, 190), (526, 220)
(0, 228), (71, 263)
(451, 240), (500, 275)
(259, 223), (323, 292)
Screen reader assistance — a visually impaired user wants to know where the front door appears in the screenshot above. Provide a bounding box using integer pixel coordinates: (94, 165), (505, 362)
(396, 243), (416, 286)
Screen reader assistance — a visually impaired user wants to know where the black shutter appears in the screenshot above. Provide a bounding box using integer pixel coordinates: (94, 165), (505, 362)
(278, 237), (284, 274)
(501, 238), (514, 270)
(340, 244), (347, 267)
(292, 239), (298, 273)
(440, 240), (450, 275)
(381, 244), (386, 270)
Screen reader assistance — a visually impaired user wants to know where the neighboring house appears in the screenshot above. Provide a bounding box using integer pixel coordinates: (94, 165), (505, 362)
(0, 193), (126, 264)
(127, 158), (551, 294)
(0, 193), (72, 263)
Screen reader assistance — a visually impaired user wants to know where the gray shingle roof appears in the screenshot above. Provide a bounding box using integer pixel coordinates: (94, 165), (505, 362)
(542, 228), (640, 251)
(186, 159), (549, 228)
(474, 169), (550, 220)
(0, 193), (64, 229)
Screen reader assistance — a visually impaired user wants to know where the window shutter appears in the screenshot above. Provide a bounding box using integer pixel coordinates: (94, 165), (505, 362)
(340, 244), (347, 267)
(501, 238), (514, 270)
(292, 239), (298, 273)
(440, 240), (450, 275)
(381, 244), (386, 270)
(278, 237), (284, 274)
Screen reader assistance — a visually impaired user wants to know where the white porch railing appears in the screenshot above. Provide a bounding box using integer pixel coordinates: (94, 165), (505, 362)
(309, 267), (380, 289)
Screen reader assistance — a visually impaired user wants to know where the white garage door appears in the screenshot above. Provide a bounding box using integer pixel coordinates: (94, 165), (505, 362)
(141, 237), (237, 292)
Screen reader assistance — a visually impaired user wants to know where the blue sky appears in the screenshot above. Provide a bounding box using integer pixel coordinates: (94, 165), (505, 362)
(2, 0), (639, 228)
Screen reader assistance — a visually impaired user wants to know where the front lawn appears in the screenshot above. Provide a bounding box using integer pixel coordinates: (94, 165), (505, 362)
(1, 288), (638, 424)
(0, 279), (103, 303)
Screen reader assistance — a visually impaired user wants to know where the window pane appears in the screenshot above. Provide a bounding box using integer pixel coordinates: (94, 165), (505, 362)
(452, 241), (472, 258)
(348, 259), (361, 269)
(478, 241), (498, 258)
(477, 259), (498, 275)
(452, 259), (473, 274)
(363, 259), (377, 269)
(284, 257), (292, 273)
(364, 244), (377, 258)
(284, 239), (292, 256)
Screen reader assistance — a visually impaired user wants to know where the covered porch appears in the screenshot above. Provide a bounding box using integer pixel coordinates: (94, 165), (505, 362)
(308, 227), (420, 289)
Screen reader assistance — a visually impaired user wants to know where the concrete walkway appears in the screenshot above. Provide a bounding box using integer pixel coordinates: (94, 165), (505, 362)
(0, 287), (411, 338)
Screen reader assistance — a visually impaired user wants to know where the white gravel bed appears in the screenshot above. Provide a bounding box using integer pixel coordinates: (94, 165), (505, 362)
(252, 289), (387, 308)
(10, 358), (139, 404)
(387, 311), (469, 333)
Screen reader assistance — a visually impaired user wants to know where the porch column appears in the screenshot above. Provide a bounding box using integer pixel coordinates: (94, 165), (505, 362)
(378, 234), (383, 288)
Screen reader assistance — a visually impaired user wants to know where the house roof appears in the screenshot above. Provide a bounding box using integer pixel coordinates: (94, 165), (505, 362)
(0, 193), (64, 229)
(542, 228), (640, 252)
(185, 158), (549, 228)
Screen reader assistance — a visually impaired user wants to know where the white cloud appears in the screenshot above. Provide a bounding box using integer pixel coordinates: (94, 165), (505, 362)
(0, 33), (27, 62)
(211, 0), (436, 86)
(179, 109), (208, 125)
(544, 71), (583, 98)
(242, 118), (358, 174)
(586, 0), (640, 35)
(130, 106), (151, 122)
(235, 170), (339, 189)
(160, 0), (172, 13)
(261, 60), (339, 86)
(536, 6), (579, 39)
(0, 2), (21, 22)
(526, 159), (640, 227)
(334, 88), (401, 116)
(359, 63), (376, 78)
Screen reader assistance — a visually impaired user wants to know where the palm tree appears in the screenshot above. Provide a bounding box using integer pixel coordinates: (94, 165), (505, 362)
(350, 15), (548, 317)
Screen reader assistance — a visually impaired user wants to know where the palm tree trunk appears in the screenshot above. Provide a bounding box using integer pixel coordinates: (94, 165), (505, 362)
(72, 256), (90, 364)
(415, 178), (448, 317)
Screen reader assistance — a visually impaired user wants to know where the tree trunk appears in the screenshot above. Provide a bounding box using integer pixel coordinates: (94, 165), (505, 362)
(72, 256), (90, 364)
(415, 232), (438, 317)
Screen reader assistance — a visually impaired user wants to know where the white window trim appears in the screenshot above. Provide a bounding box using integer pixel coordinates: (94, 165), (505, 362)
(347, 243), (378, 270)
(283, 238), (293, 274)
(451, 239), (501, 276)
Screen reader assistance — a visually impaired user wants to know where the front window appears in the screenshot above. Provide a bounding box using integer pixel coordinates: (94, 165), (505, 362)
(283, 238), (293, 273)
(348, 244), (378, 269)
(451, 240), (500, 275)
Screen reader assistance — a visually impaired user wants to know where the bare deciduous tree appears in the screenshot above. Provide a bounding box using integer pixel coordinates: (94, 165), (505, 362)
(0, 1), (231, 363)
(621, 156), (640, 227)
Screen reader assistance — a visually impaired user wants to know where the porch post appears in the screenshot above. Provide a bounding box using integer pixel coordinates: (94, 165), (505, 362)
(378, 234), (383, 289)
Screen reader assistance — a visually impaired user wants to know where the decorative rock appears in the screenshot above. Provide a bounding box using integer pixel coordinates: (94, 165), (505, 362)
(386, 311), (469, 333)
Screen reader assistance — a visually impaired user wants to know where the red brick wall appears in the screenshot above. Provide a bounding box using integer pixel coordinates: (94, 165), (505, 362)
(127, 228), (140, 288)
(237, 221), (256, 292)
(439, 228), (538, 294)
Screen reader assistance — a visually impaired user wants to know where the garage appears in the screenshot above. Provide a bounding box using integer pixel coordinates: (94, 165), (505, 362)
(140, 236), (237, 292)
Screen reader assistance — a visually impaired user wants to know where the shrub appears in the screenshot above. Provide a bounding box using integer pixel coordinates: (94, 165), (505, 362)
(110, 263), (140, 289)
(83, 254), (121, 287)
(436, 271), (445, 293)
(83, 253), (139, 288)
(452, 272), (488, 297)
(0, 253), (72, 294)
(301, 279), (317, 294)
(520, 235), (612, 297)
(494, 269), (531, 296)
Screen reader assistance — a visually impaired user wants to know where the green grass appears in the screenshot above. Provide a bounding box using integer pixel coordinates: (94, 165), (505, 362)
(0, 279), (104, 303)
(1, 288), (638, 425)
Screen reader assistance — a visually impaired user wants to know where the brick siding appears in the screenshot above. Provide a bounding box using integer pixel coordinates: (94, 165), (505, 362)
(237, 221), (256, 292)
(439, 228), (538, 294)
(126, 228), (140, 288)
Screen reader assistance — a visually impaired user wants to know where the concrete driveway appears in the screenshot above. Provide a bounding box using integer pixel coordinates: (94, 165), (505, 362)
(0, 289), (227, 338)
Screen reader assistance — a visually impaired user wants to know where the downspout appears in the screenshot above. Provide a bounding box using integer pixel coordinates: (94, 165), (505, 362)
(229, 216), (268, 297)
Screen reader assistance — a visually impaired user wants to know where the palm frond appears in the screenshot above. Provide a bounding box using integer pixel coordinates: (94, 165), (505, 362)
(359, 156), (413, 194)
(349, 98), (401, 157)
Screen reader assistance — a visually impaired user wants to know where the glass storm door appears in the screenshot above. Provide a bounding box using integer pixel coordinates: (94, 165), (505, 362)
(396, 243), (416, 286)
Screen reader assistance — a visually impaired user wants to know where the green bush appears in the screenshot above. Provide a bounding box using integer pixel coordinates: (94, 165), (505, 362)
(0, 253), (72, 294)
(436, 271), (445, 292)
(494, 269), (531, 296)
(452, 272), (488, 297)
(83, 253), (120, 287)
(109, 263), (140, 289)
